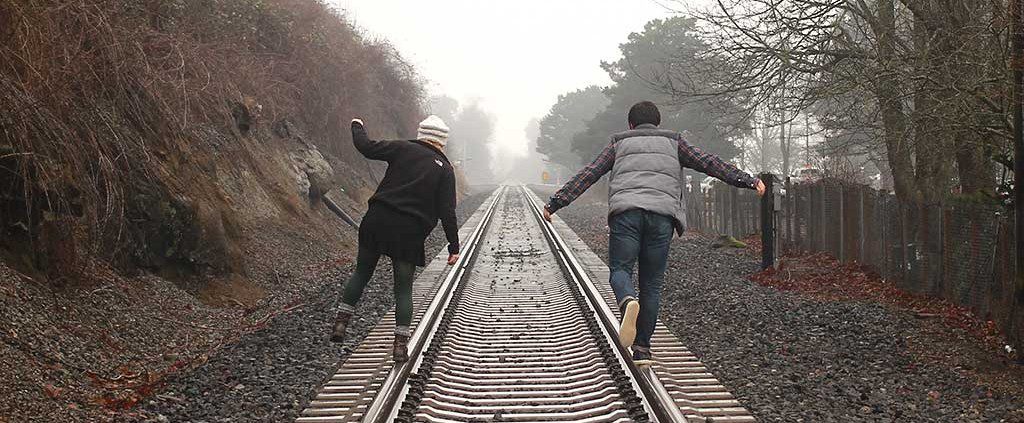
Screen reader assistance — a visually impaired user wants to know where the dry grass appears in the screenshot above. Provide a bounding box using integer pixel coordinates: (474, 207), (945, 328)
(0, 0), (423, 277)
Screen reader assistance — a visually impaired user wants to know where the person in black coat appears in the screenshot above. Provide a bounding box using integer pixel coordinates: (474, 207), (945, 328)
(330, 115), (460, 362)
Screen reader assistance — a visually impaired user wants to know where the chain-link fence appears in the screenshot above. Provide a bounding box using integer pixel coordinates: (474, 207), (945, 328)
(686, 177), (1017, 327)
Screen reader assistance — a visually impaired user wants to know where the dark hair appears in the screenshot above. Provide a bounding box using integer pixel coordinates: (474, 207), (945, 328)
(627, 101), (661, 127)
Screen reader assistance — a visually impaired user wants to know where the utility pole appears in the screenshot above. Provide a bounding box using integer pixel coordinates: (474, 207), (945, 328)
(1012, 0), (1024, 361)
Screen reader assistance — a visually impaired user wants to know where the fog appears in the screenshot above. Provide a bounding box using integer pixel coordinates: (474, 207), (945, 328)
(333, 0), (678, 177)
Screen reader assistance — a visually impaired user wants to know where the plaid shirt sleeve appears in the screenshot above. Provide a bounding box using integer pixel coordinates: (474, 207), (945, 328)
(545, 141), (615, 213)
(676, 133), (757, 189)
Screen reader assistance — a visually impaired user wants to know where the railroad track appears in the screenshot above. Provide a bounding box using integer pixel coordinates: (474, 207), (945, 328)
(299, 186), (753, 422)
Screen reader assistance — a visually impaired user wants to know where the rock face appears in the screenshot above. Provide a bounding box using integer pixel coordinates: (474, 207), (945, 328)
(290, 146), (335, 198)
(39, 215), (78, 285)
(276, 120), (336, 199)
(190, 200), (241, 274)
(128, 192), (240, 279)
(231, 96), (262, 136)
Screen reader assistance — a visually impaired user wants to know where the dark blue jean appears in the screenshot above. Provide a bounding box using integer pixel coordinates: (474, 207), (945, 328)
(608, 209), (674, 349)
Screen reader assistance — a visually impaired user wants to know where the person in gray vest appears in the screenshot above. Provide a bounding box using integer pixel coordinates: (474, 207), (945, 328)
(543, 101), (765, 364)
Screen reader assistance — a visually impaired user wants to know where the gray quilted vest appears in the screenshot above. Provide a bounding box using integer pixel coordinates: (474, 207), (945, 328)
(607, 124), (686, 234)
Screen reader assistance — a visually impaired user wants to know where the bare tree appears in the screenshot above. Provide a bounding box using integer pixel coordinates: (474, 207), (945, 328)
(658, 0), (1012, 202)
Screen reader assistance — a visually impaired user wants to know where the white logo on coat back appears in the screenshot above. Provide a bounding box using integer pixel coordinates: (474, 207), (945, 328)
(434, 159), (444, 167)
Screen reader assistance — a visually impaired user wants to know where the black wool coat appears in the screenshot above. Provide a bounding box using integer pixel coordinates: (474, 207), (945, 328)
(352, 121), (460, 255)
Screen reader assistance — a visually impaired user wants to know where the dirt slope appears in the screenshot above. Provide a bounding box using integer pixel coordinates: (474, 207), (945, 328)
(0, 1), (431, 421)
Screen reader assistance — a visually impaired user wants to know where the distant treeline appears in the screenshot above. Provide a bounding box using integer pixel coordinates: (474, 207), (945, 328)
(536, 17), (749, 178)
(538, 3), (1015, 207)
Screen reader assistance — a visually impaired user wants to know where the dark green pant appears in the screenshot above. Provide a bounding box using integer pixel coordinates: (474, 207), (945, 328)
(341, 246), (416, 328)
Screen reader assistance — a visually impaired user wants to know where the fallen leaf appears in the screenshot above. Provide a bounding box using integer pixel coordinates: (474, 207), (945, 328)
(43, 383), (63, 399)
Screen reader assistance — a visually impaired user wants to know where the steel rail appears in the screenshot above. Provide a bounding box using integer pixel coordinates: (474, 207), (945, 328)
(301, 186), (752, 422)
(523, 186), (689, 423)
(360, 186), (506, 423)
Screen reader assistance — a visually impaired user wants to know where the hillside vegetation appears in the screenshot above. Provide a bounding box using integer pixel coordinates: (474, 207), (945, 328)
(0, 0), (425, 420)
(1, 0), (422, 281)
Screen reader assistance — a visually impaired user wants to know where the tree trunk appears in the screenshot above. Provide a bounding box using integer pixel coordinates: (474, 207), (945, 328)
(781, 113), (791, 178)
(912, 11), (955, 203)
(872, 156), (895, 191)
(949, 0), (996, 196)
(955, 137), (996, 195)
(1007, 0), (1024, 362)
(874, 0), (918, 202)
(759, 110), (771, 172)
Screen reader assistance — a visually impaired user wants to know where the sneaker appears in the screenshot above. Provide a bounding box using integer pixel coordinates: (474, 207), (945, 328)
(618, 299), (640, 348)
(632, 347), (654, 367)
(393, 334), (410, 363)
(329, 311), (353, 343)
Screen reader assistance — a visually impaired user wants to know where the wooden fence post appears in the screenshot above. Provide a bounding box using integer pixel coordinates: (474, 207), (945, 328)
(785, 177), (793, 248)
(691, 180), (702, 232)
(839, 183), (845, 261)
(731, 187), (740, 238)
(794, 184), (803, 250)
(859, 186), (866, 263)
(807, 184), (814, 251)
(820, 184), (827, 252)
(761, 173), (775, 269)
(719, 185), (727, 235)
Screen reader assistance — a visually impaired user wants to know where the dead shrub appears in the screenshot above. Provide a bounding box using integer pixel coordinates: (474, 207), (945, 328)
(0, 0), (424, 282)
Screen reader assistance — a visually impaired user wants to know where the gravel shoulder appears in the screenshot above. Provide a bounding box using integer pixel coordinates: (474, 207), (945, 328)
(0, 207), (357, 422)
(533, 185), (1024, 423)
(134, 188), (494, 422)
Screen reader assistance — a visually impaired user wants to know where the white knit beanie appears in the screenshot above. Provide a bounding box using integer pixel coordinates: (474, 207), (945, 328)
(417, 115), (450, 146)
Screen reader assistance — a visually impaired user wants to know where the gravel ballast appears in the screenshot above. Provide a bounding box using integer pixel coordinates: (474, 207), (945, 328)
(136, 188), (494, 422)
(533, 185), (1024, 423)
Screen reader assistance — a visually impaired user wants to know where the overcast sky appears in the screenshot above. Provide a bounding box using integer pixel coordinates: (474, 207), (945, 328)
(332, 0), (684, 159)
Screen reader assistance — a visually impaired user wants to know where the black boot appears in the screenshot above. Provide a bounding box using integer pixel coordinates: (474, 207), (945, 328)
(393, 333), (410, 363)
(330, 311), (353, 343)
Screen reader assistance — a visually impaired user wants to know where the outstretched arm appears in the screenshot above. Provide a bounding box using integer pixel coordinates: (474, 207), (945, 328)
(544, 141), (615, 216)
(351, 119), (403, 161)
(437, 168), (460, 263)
(676, 133), (760, 191)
